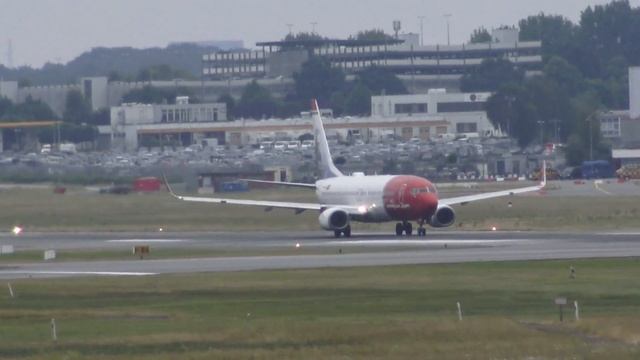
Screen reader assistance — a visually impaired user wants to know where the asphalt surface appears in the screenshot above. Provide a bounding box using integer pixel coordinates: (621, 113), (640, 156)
(2, 230), (640, 279)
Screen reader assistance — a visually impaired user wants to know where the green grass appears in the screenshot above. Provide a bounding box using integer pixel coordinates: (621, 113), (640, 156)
(0, 185), (640, 232)
(1, 259), (639, 359)
(0, 245), (421, 264)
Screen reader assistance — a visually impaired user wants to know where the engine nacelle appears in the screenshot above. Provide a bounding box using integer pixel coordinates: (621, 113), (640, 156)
(319, 208), (350, 230)
(429, 204), (456, 228)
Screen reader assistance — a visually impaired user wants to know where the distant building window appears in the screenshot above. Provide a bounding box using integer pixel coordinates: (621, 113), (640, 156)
(456, 122), (478, 133)
(600, 117), (621, 138)
(436, 126), (447, 135)
(437, 102), (485, 113)
(419, 127), (430, 140)
(394, 103), (428, 115)
(401, 127), (413, 139)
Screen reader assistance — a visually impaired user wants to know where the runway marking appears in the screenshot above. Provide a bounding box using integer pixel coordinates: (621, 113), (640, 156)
(0, 271), (157, 276)
(599, 232), (640, 236)
(325, 239), (523, 246)
(106, 239), (189, 243)
(593, 180), (613, 195)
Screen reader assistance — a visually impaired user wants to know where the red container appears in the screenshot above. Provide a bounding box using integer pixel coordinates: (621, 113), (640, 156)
(132, 177), (162, 192)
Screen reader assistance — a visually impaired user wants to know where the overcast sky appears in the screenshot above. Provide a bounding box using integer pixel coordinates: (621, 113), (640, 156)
(1, 0), (639, 68)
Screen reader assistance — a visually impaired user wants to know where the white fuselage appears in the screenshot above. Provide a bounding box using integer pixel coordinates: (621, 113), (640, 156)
(315, 175), (395, 222)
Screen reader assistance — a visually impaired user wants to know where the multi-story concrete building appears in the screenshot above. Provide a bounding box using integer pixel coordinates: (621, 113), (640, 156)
(202, 28), (542, 80)
(371, 89), (498, 138)
(106, 97), (228, 152)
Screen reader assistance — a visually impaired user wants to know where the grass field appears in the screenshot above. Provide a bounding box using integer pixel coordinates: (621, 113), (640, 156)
(1, 259), (640, 359)
(0, 185), (639, 232)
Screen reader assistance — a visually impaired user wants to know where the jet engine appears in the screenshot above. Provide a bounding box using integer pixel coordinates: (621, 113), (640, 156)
(318, 208), (350, 230)
(429, 204), (456, 228)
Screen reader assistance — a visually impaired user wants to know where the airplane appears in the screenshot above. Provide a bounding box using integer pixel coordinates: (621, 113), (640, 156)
(166, 99), (546, 237)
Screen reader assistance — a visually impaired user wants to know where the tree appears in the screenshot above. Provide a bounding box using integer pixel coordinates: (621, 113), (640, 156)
(293, 57), (345, 106)
(217, 94), (236, 119)
(63, 90), (92, 125)
(0, 97), (12, 118)
(1, 95), (57, 121)
(519, 13), (578, 62)
(469, 27), (492, 43)
(353, 29), (395, 41)
(485, 83), (539, 147)
(136, 64), (194, 82)
(356, 66), (407, 95)
(461, 58), (524, 92)
(543, 56), (584, 95)
(89, 108), (110, 126)
(122, 85), (196, 104)
(283, 32), (325, 42)
(343, 82), (373, 115)
(236, 80), (279, 119)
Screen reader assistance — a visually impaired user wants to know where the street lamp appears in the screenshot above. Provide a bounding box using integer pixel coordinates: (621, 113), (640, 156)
(444, 14), (452, 46)
(537, 120), (545, 145)
(586, 112), (600, 161)
(418, 16), (425, 46)
(311, 22), (317, 34)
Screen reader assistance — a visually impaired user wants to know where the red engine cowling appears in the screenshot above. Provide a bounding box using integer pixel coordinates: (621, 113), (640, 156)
(319, 208), (350, 230)
(428, 204), (456, 228)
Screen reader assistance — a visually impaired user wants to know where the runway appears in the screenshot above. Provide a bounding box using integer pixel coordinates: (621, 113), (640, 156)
(2, 230), (640, 279)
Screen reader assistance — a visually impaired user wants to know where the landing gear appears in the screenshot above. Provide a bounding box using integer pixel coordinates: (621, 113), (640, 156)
(417, 220), (427, 237)
(334, 226), (352, 238)
(395, 222), (413, 236)
(404, 222), (413, 236)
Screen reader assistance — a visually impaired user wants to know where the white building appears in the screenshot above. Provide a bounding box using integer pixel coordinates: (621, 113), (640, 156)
(371, 89), (498, 138)
(107, 98), (227, 151)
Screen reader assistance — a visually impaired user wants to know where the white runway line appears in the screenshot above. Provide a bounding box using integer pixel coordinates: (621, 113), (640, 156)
(106, 239), (189, 243)
(593, 180), (614, 195)
(599, 232), (640, 236)
(0, 271), (157, 276)
(325, 239), (525, 246)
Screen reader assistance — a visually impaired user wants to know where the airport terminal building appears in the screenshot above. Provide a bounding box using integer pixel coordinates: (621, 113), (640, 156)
(202, 28), (542, 80)
(102, 88), (497, 152)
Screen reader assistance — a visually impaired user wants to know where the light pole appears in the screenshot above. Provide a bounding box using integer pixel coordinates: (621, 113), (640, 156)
(444, 14), (452, 46)
(311, 22), (317, 34)
(505, 95), (515, 137)
(418, 16), (425, 46)
(537, 120), (545, 145)
(587, 113), (596, 161)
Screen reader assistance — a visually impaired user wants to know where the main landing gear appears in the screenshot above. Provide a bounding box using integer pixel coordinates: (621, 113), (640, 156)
(334, 225), (352, 238)
(395, 222), (413, 236)
(396, 221), (427, 236)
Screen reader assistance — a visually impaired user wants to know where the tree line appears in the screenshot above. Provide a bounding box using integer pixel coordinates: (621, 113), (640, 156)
(465, 0), (638, 165)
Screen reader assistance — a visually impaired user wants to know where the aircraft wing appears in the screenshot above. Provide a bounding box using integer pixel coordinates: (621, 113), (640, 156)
(439, 162), (547, 206)
(165, 177), (358, 213)
(240, 179), (316, 189)
(439, 183), (544, 206)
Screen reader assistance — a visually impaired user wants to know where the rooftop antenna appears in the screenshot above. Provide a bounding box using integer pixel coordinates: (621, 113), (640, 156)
(393, 20), (401, 39)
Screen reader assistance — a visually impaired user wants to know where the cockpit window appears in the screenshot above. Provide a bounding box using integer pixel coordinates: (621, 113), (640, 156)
(411, 187), (433, 196)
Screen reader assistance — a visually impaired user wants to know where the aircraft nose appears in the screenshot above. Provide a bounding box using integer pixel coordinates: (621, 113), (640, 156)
(419, 193), (439, 216)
